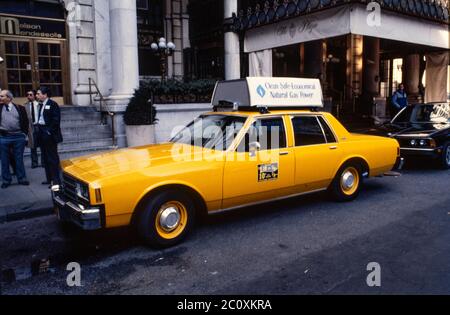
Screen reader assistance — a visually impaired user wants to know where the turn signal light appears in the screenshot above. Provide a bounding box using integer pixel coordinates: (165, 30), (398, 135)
(95, 188), (103, 203)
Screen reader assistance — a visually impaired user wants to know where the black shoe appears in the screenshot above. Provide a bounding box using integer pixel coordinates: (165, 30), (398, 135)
(42, 181), (50, 185)
(1, 183), (11, 189)
(19, 181), (30, 186)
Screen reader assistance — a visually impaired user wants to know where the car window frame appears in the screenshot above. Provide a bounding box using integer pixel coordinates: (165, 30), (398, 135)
(236, 115), (289, 153)
(290, 114), (337, 148)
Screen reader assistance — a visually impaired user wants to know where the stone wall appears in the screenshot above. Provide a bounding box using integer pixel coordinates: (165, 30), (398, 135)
(154, 103), (212, 143)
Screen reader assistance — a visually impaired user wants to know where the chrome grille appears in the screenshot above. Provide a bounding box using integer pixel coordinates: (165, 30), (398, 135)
(62, 173), (87, 205)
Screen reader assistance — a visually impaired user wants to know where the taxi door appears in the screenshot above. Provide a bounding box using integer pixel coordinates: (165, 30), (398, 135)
(222, 116), (295, 209)
(290, 115), (342, 191)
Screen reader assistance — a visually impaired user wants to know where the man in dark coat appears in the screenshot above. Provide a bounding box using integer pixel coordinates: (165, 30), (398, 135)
(0, 90), (30, 188)
(36, 87), (63, 186)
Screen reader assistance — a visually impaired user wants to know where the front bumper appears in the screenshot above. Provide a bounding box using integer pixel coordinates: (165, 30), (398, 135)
(400, 147), (443, 159)
(53, 191), (103, 230)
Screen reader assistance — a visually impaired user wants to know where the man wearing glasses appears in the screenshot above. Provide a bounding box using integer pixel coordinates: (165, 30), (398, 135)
(24, 90), (41, 169)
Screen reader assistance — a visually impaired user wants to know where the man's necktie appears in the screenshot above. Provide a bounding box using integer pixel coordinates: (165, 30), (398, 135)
(38, 102), (44, 123)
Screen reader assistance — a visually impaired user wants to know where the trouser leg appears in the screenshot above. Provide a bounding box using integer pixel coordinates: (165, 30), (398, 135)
(12, 135), (27, 182)
(31, 147), (39, 167)
(0, 137), (12, 184)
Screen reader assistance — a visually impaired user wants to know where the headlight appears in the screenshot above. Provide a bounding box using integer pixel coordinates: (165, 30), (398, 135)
(75, 182), (90, 200)
(410, 139), (417, 146)
(419, 140), (427, 146)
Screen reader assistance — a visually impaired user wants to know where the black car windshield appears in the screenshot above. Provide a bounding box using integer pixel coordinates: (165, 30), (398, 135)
(170, 115), (247, 150)
(393, 103), (450, 124)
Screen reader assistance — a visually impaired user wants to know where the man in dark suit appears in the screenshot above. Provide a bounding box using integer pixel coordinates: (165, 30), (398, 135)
(36, 87), (63, 186)
(0, 90), (30, 188)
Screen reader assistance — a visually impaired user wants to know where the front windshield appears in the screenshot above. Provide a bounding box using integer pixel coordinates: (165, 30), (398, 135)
(170, 115), (247, 150)
(393, 103), (450, 124)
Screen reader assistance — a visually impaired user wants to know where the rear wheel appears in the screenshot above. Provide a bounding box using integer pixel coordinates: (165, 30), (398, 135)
(329, 163), (362, 202)
(439, 141), (450, 170)
(136, 190), (195, 248)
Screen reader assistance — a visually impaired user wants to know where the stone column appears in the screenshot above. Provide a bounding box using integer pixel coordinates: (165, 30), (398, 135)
(362, 37), (380, 116)
(304, 40), (325, 80)
(105, 0), (140, 147)
(224, 0), (240, 80)
(403, 54), (421, 99)
(363, 37), (380, 96)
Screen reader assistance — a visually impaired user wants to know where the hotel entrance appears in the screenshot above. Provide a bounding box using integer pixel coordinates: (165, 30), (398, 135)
(0, 37), (68, 105)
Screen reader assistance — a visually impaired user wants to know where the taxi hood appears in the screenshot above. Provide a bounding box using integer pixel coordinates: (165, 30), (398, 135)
(61, 143), (208, 180)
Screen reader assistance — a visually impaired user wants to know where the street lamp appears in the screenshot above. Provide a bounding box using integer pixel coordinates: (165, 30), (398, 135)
(0, 56), (4, 63)
(150, 37), (176, 82)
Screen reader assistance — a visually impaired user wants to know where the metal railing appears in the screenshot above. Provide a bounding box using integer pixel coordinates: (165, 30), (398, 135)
(88, 78), (116, 147)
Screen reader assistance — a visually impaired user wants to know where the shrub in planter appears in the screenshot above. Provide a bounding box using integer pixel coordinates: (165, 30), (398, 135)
(124, 86), (158, 147)
(124, 86), (158, 126)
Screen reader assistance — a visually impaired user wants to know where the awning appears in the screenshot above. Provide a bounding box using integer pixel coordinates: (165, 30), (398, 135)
(244, 4), (449, 53)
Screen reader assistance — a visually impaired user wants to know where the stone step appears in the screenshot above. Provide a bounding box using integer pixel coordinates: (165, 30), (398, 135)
(25, 105), (116, 161)
(59, 146), (117, 161)
(60, 119), (106, 128)
(58, 138), (113, 152)
(61, 124), (112, 136)
(62, 129), (113, 142)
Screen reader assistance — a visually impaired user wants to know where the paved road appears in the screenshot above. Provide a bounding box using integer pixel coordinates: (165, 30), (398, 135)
(1, 162), (449, 295)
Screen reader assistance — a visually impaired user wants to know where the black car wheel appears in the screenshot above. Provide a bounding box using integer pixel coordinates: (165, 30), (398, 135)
(136, 189), (196, 248)
(328, 162), (363, 202)
(440, 141), (450, 169)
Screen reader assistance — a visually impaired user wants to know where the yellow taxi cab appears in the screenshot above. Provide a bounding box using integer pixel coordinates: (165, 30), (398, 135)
(53, 77), (402, 248)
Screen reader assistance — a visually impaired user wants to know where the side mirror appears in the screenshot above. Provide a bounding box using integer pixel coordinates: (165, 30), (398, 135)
(249, 141), (261, 157)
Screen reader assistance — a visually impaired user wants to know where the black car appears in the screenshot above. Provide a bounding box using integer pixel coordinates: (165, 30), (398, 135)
(377, 102), (450, 169)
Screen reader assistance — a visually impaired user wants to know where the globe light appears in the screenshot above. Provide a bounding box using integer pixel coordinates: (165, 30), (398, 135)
(167, 42), (176, 50)
(159, 37), (166, 43)
(158, 41), (167, 49)
(150, 43), (159, 51)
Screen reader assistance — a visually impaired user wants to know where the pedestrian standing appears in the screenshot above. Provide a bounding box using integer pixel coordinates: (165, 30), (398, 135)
(391, 83), (408, 117)
(36, 87), (63, 187)
(24, 90), (41, 169)
(0, 90), (30, 189)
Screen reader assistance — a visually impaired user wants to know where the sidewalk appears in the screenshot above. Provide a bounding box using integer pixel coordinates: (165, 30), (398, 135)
(0, 158), (54, 223)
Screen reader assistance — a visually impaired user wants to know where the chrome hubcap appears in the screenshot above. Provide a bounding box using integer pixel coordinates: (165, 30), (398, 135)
(342, 171), (355, 190)
(159, 206), (181, 232)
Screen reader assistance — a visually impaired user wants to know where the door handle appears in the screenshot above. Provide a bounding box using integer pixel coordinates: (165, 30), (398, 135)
(329, 146), (338, 150)
(279, 152), (289, 156)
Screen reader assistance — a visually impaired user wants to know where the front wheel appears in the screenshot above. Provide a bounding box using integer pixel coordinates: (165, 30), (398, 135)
(329, 163), (362, 202)
(136, 190), (196, 248)
(439, 142), (450, 170)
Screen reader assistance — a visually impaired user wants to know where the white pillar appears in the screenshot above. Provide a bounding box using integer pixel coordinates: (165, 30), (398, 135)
(224, 0), (240, 80)
(105, 0), (139, 148)
(109, 0), (139, 98)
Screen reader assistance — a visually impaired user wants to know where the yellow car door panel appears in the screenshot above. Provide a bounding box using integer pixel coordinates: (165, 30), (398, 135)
(222, 116), (295, 209)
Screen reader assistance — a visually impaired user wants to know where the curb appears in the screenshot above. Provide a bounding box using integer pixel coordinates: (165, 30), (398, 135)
(0, 207), (54, 224)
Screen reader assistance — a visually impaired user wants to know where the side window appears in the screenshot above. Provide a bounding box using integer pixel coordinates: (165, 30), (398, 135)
(237, 117), (287, 152)
(292, 116), (326, 146)
(318, 116), (337, 143)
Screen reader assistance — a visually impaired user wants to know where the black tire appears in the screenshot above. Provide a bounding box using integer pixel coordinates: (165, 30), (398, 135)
(328, 162), (363, 202)
(136, 190), (196, 248)
(439, 141), (450, 170)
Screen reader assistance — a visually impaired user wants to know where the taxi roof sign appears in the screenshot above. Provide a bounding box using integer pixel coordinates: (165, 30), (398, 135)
(211, 77), (323, 109)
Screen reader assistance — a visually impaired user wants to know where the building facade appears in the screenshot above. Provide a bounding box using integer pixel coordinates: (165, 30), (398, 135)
(1, 0), (449, 147)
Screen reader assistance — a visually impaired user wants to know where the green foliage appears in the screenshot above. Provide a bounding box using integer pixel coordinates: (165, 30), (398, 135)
(124, 79), (217, 125)
(124, 85), (158, 126)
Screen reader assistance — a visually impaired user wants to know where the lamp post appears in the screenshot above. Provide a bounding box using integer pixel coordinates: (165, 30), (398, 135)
(150, 37), (176, 82)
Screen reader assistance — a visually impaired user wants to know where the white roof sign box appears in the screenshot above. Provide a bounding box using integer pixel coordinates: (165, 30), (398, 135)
(211, 77), (323, 108)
